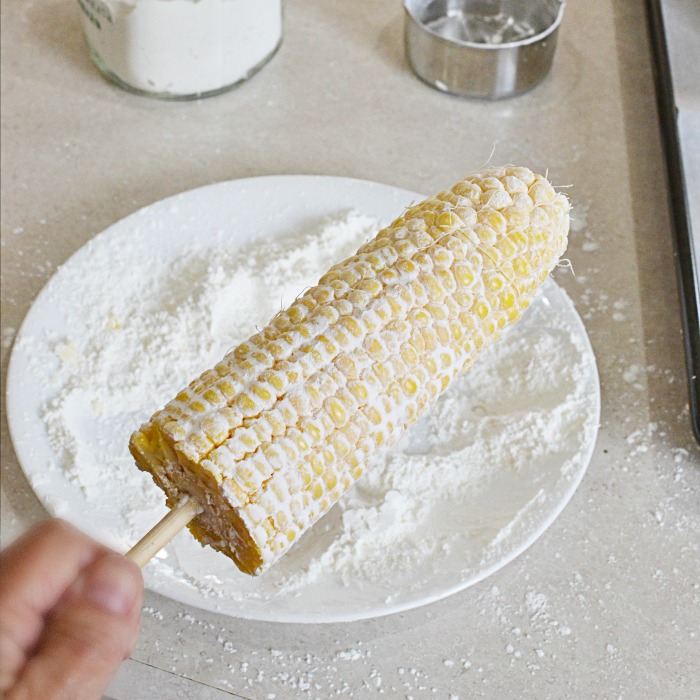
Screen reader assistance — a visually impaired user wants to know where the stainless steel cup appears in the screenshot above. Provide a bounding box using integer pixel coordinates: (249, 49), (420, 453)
(404, 0), (565, 99)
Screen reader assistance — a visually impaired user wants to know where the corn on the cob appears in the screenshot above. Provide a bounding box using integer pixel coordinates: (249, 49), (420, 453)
(129, 166), (570, 575)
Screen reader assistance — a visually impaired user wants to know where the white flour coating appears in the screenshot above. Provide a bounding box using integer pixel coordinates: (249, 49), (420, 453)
(18, 209), (598, 617)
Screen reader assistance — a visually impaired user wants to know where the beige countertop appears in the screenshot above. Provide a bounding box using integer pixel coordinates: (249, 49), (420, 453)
(2, 1), (699, 698)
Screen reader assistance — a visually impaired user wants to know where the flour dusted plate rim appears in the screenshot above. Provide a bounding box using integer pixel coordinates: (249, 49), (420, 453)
(6, 174), (601, 623)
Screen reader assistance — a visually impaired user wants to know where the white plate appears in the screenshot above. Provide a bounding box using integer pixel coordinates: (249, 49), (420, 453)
(6, 175), (600, 623)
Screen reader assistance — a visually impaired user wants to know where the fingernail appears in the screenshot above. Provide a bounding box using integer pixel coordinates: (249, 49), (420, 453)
(82, 554), (142, 616)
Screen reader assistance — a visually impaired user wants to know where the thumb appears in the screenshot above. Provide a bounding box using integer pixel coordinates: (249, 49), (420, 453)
(13, 553), (143, 700)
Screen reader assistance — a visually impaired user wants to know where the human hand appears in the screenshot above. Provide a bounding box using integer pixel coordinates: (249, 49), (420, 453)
(0, 519), (143, 700)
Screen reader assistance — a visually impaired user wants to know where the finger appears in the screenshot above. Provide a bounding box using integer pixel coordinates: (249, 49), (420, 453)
(0, 520), (106, 684)
(11, 553), (143, 700)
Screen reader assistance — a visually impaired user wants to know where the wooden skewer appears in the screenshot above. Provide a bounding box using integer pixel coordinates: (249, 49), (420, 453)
(126, 499), (201, 568)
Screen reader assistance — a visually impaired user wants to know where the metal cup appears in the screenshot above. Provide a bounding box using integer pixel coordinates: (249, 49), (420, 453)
(404, 0), (566, 99)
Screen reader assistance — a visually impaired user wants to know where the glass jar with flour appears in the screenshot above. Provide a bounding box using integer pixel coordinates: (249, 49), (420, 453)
(77, 0), (283, 99)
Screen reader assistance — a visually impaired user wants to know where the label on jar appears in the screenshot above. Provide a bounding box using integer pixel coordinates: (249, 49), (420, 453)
(77, 0), (113, 30)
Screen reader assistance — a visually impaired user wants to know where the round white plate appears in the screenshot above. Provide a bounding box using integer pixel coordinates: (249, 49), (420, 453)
(6, 175), (600, 623)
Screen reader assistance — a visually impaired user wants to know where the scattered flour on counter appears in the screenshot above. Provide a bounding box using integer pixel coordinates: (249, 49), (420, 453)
(1, 326), (16, 350)
(14, 208), (599, 618)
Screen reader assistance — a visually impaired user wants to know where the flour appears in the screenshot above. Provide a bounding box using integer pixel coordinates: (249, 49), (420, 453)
(26, 211), (375, 549)
(15, 206), (599, 621)
(78, 0), (282, 98)
(269, 297), (595, 595)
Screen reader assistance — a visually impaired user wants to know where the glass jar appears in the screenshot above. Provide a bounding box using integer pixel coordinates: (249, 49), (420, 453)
(77, 0), (283, 100)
